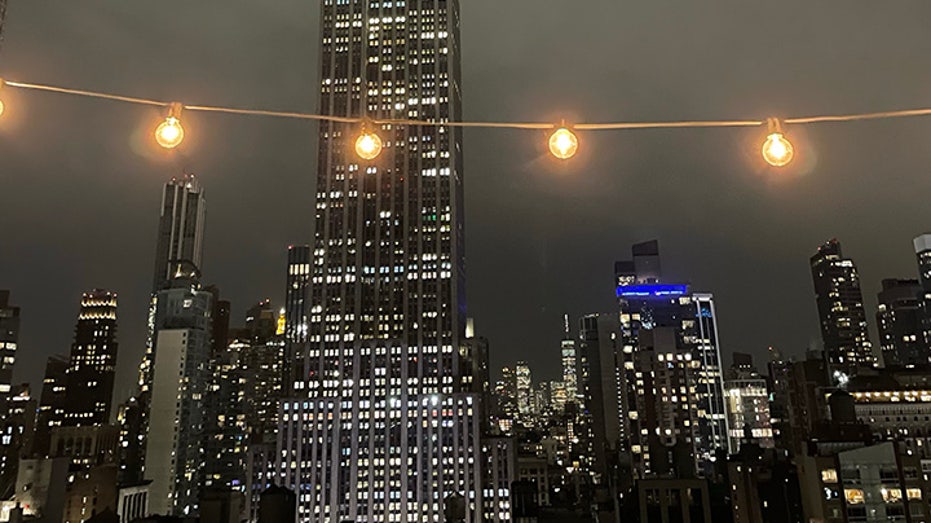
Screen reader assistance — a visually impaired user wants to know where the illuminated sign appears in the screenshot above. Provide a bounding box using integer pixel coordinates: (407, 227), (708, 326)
(616, 284), (688, 298)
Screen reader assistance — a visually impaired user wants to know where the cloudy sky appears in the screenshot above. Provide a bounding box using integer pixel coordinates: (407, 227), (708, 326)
(2, 1), (931, 402)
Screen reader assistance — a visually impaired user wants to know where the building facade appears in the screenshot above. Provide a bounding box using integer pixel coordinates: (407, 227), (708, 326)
(616, 241), (729, 479)
(876, 278), (927, 367)
(274, 0), (480, 521)
(63, 290), (119, 427)
(143, 277), (214, 516)
(811, 239), (874, 377)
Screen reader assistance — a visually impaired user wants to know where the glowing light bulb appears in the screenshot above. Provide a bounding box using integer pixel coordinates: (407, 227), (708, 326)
(355, 130), (383, 160)
(761, 118), (794, 167)
(155, 117), (184, 149)
(0, 99), (5, 118)
(155, 103), (185, 149)
(549, 127), (579, 160)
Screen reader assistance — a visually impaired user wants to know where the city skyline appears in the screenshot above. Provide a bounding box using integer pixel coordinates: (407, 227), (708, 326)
(3, 1), (931, 402)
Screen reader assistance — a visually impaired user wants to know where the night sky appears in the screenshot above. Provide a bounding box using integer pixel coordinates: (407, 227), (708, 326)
(2, 2), (931, 405)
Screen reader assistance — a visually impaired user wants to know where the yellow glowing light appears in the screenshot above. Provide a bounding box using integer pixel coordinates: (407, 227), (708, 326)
(355, 130), (383, 160)
(762, 132), (794, 167)
(0, 99), (4, 118)
(155, 116), (184, 149)
(549, 127), (579, 160)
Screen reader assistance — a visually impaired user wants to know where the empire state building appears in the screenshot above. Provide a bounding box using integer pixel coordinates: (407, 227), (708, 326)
(276, 1), (483, 522)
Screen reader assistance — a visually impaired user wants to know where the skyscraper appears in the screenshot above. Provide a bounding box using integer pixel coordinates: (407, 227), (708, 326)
(810, 239), (874, 377)
(578, 313), (621, 479)
(616, 241), (729, 479)
(63, 290), (119, 426)
(144, 275), (214, 516)
(151, 174), (206, 291)
(276, 1), (478, 520)
(0, 291), (19, 419)
(0, 291), (21, 488)
(876, 278), (927, 367)
(560, 314), (578, 404)
(285, 245), (311, 392)
(515, 361), (532, 418)
(912, 234), (931, 353)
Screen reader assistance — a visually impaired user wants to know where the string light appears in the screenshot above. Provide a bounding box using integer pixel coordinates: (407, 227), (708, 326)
(155, 102), (185, 149)
(761, 118), (794, 167)
(549, 126), (579, 160)
(355, 121), (383, 160)
(4, 78), (931, 168)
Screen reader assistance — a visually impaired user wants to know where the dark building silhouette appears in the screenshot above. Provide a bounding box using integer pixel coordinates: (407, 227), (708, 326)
(34, 354), (69, 456)
(876, 278), (928, 366)
(284, 245), (310, 393)
(258, 485), (295, 523)
(810, 240), (874, 377)
(63, 290), (119, 426)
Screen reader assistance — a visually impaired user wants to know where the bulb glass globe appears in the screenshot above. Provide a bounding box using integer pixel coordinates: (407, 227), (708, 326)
(355, 131), (383, 160)
(155, 117), (185, 149)
(549, 127), (579, 160)
(762, 132), (794, 167)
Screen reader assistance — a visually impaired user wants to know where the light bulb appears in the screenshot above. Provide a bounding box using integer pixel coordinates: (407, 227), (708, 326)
(549, 127), (579, 160)
(761, 132), (794, 167)
(155, 116), (184, 149)
(355, 130), (383, 160)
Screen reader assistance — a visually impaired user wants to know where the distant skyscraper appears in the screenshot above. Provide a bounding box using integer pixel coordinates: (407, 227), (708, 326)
(62, 290), (118, 427)
(515, 361), (532, 418)
(724, 354), (774, 453)
(152, 174), (206, 291)
(0, 291), (19, 418)
(616, 240), (729, 479)
(34, 354), (68, 455)
(876, 278), (928, 367)
(811, 239), (874, 377)
(560, 326), (578, 406)
(578, 313), (621, 479)
(0, 291), (22, 488)
(912, 234), (931, 352)
(284, 245), (310, 392)
(144, 275), (214, 516)
(275, 1), (479, 520)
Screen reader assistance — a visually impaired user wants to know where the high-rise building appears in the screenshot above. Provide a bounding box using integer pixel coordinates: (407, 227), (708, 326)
(285, 245), (311, 393)
(912, 234), (931, 354)
(0, 291), (20, 419)
(34, 355), (68, 456)
(515, 361), (532, 418)
(63, 290), (118, 427)
(0, 292), (21, 493)
(616, 240), (729, 479)
(723, 354), (774, 453)
(560, 314), (578, 404)
(578, 313), (621, 479)
(151, 174), (206, 291)
(144, 275), (213, 516)
(275, 1), (481, 520)
(810, 239), (874, 377)
(876, 278), (928, 367)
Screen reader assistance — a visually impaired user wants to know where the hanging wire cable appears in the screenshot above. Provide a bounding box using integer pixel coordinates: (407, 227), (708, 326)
(4, 78), (931, 164)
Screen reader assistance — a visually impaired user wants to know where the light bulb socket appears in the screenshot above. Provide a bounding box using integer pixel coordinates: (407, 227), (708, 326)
(168, 102), (183, 120)
(766, 117), (785, 135)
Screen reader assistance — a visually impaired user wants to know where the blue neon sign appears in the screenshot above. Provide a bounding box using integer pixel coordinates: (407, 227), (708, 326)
(616, 284), (688, 298)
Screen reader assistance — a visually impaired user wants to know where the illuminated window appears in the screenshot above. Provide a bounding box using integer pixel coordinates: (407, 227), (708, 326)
(907, 488), (922, 500)
(821, 469), (838, 483)
(845, 489), (865, 505)
(881, 488), (902, 503)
